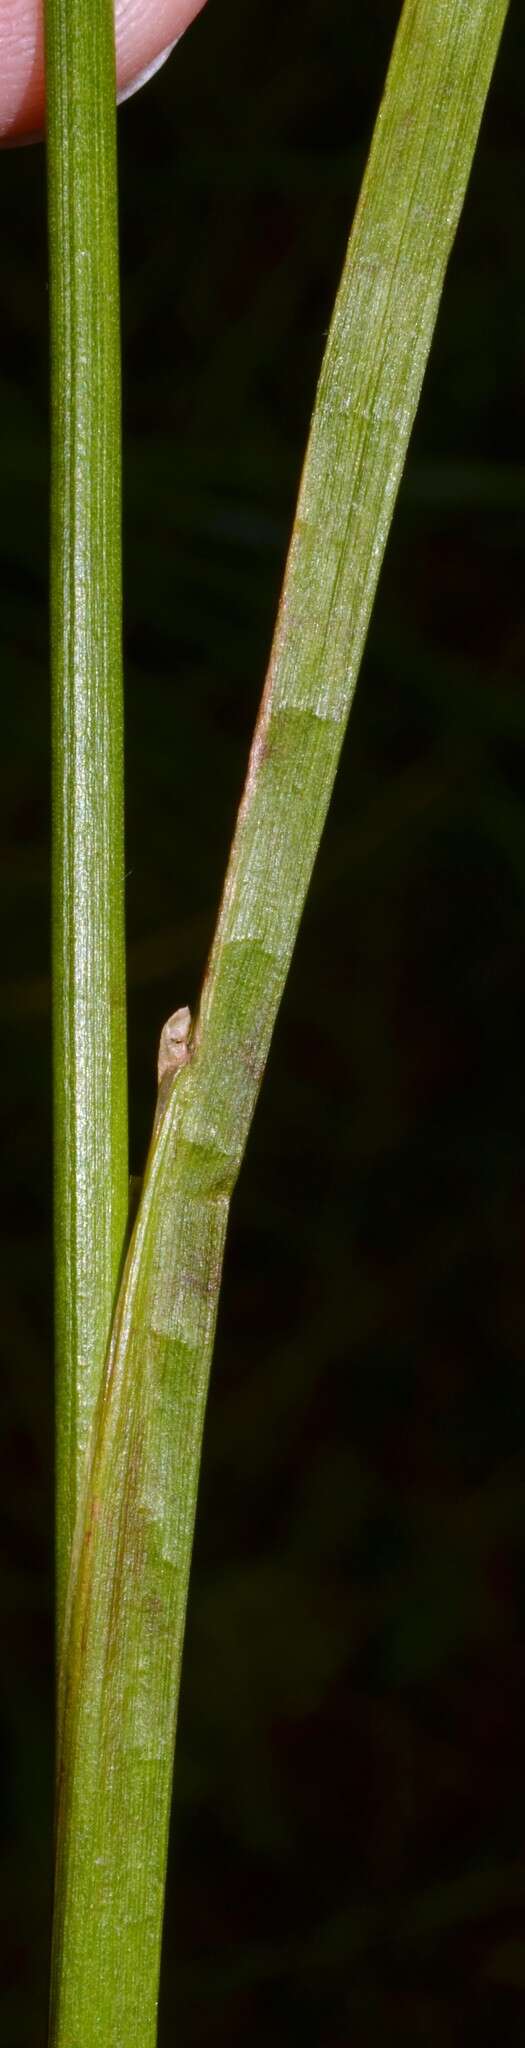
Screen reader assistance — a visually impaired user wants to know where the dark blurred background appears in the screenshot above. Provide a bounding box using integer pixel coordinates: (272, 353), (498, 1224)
(1, 2), (525, 2041)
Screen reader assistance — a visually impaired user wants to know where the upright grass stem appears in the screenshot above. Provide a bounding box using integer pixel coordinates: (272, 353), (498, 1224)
(48, 0), (509, 2042)
(46, 0), (128, 1650)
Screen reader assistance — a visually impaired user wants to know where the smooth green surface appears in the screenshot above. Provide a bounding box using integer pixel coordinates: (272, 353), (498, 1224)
(49, 0), (509, 2042)
(46, 0), (128, 1648)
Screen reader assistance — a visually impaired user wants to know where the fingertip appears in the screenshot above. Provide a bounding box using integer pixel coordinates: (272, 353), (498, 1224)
(0, 0), (207, 147)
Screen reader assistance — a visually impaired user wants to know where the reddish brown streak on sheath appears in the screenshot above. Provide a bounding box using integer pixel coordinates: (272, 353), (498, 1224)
(195, 591), (289, 1049)
(238, 568), (292, 807)
(101, 1414), (147, 1690)
(83, 1494), (101, 1549)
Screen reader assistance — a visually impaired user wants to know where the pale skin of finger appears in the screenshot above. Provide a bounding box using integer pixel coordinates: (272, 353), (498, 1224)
(0, 0), (207, 144)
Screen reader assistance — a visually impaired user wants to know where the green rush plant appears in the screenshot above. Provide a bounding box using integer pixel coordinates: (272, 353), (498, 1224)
(45, 0), (510, 2041)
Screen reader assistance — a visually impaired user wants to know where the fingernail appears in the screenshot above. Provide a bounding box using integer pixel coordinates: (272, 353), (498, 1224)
(117, 40), (179, 107)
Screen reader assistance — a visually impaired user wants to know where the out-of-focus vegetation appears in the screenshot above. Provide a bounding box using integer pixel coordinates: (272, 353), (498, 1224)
(1, 3), (524, 2042)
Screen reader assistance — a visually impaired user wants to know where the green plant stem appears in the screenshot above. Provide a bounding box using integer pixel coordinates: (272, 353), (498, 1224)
(46, 0), (128, 1650)
(49, 0), (509, 2041)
